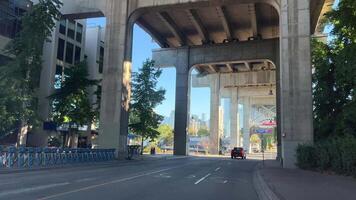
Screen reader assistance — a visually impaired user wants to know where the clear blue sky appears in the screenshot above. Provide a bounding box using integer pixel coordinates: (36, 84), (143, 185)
(87, 18), (210, 118)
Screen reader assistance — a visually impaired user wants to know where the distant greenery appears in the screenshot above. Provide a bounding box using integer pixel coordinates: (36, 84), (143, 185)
(0, 0), (62, 137)
(157, 124), (173, 147)
(297, 0), (356, 175)
(129, 59), (166, 151)
(197, 128), (209, 137)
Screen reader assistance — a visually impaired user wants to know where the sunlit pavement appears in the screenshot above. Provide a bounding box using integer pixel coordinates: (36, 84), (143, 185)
(0, 157), (260, 200)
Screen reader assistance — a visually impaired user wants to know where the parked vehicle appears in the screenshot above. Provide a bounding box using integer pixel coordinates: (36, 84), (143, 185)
(231, 147), (246, 159)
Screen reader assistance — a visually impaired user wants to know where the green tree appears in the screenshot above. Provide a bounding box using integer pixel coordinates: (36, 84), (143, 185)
(0, 0), (62, 138)
(49, 60), (99, 147)
(157, 124), (173, 147)
(197, 128), (209, 137)
(312, 0), (356, 140)
(129, 59), (166, 152)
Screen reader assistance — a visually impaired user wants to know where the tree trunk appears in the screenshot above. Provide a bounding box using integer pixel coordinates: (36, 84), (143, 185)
(141, 136), (144, 155)
(16, 121), (28, 147)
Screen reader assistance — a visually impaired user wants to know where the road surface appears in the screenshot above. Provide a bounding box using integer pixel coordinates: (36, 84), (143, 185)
(0, 157), (259, 200)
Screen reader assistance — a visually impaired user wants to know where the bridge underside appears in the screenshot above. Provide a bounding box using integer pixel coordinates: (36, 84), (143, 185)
(33, 0), (335, 168)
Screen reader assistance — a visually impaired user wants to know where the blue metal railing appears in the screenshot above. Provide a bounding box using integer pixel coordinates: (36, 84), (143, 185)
(0, 146), (116, 168)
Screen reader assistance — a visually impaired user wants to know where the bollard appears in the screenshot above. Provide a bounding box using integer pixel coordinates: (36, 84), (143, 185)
(63, 148), (69, 164)
(0, 146), (3, 168)
(44, 148), (51, 166)
(7, 146), (16, 168)
(110, 149), (115, 160)
(18, 147), (26, 168)
(58, 148), (64, 165)
(27, 147), (34, 167)
(83, 148), (88, 162)
(50, 148), (56, 165)
(34, 147), (42, 166)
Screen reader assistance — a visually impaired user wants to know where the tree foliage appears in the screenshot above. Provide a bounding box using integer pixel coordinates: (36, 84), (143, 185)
(312, 0), (356, 140)
(197, 128), (209, 137)
(129, 59), (166, 143)
(157, 124), (173, 147)
(49, 60), (99, 128)
(0, 0), (62, 136)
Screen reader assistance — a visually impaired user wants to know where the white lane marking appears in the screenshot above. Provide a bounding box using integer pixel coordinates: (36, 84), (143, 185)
(187, 175), (196, 178)
(0, 182), (70, 198)
(223, 180), (228, 184)
(194, 173), (211, 185)
(38, 166), (184, 200)
(74, 178), (97, 183)
(214, 167), (221, 172)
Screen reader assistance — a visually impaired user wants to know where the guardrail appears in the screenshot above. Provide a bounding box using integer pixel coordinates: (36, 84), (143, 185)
(0, 146), (116, 168)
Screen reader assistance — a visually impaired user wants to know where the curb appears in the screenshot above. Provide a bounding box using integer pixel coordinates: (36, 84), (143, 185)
(253, 163), (280, 200)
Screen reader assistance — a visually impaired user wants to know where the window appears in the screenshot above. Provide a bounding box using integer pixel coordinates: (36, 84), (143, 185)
(76, 23), (83, 43)
(67, 20), (75, 39)
(65, 42), (74, 64)
(59, 19), (66, 35)
(99, 46), (104, 74)
(57, 38), (65, 60)
(54, 65), (63, 89)
(74, 46), (81, 63)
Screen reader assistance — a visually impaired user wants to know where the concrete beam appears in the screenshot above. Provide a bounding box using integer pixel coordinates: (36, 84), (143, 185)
(60, 0), (104, 19)
(248, 4), (258, 37)
(157, 12), (187, 46)
(152, 39), (279, 68)
(191, 70), (276, 89)
(216, 6), (233, 41)
(187, 9), (209, 44)
(208, 64), (218, 73)
(226, 63), (234, 72)
(136, 18), (171, 47)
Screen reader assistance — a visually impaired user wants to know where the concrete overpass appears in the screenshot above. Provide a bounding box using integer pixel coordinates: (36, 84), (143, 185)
(51, 0), (334, 168)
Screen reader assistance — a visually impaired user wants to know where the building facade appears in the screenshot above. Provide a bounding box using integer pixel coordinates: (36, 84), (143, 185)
(31, 18), (87, 147)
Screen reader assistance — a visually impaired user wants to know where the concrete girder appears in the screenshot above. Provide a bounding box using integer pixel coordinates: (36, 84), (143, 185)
(152, 39), (279, 69)
(136, 18), (171, 47)
(157, 12), (188, 46)
(215, 6), (234, 41)
(59, 0), (105, 19)
(248, 3), (259, 38)
(186, 9), (210, 44)
(208, 64), (218, 73)
(192, 72), (276, 94)
(226, 64), (234, 73)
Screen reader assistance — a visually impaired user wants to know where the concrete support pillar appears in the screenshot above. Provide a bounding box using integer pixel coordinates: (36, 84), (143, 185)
(230, 88), (240, 148)
(173, 48), (189, 155)
(209, 74), (221, 155)
(242, 97), (251, 153)
(280, 0), (313, 168)
(98, 0), (131, 157)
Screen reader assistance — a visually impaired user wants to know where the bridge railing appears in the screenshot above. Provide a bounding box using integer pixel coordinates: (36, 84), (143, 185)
(0, 146), (116, 168)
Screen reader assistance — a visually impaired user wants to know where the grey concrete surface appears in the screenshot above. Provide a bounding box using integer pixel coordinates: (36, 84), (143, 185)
(0, 157), (259, 200)
(260, 160), (356, 200)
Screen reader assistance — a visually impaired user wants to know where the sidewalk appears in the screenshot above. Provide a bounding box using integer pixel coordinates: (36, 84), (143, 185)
(257, 160), (356, 200)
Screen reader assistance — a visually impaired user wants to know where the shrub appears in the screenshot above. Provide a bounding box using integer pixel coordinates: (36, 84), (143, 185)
(296, 135), (356, 177)
(296, 144), (318, 170)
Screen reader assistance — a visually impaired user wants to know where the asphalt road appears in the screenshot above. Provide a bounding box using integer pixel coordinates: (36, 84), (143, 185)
(0, 157), (260, 200)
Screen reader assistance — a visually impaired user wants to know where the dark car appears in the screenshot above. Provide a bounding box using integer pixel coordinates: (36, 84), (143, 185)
(231, 147), (246, 159)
